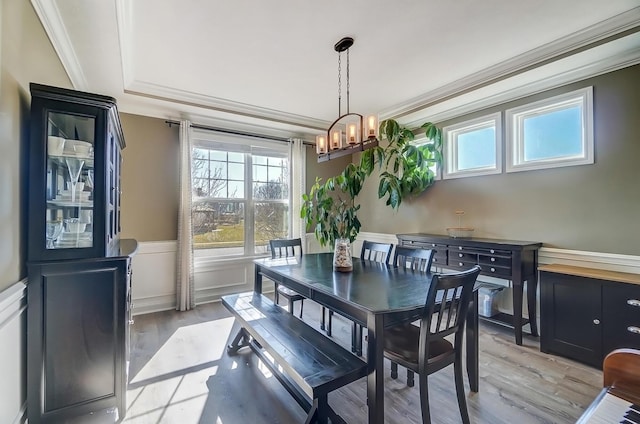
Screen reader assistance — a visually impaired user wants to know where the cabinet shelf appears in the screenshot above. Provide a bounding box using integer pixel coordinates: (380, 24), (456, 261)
(48, 154), (94, 169)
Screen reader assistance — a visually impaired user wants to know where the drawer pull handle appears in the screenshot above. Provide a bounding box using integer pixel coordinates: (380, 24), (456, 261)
(459, 262), (464, 266)
(593, 319), (600, 325)
(459, 253), (463, 258)
(129, 319), (135, 325)
(628, 326), (640, 334)
(490, 249), (495, 254)
(459, 246), (463, 250)
(491, 267), (496, 272)
(627, 299), (640, 307)
(491, 258), (496, 262)
(432, 244), (436, 247)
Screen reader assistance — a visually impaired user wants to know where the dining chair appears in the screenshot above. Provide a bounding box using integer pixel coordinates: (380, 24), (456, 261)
(383, 265), (481, 424)
(269, 238), (305, 318)
(323, 240), (393, 356)
(389, 246), (435, 384)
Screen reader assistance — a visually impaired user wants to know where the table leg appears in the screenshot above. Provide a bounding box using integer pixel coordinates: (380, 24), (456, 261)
(367, 314), (384, 424)
(466, 290), (479, 392)
(513, 280), (524, 345)
(254, 265), (263, 293)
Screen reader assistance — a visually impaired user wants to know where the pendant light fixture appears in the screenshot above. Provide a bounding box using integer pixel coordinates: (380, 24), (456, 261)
(316, 37), (378, 162)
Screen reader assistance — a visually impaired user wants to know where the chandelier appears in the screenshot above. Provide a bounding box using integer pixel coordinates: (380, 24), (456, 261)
(316, 37), (378, 162)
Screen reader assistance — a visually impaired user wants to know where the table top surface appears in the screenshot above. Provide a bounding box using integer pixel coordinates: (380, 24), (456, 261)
(255, 252), (437, 315)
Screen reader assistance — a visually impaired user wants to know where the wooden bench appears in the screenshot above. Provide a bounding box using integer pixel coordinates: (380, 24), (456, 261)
(222, 292), (367, 424)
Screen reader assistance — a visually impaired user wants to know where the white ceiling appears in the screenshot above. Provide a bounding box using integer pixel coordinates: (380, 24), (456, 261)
(32, 0), (640, 138)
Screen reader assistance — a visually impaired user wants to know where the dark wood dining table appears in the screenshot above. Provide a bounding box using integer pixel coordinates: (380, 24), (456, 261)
(254, 252), (479, 424)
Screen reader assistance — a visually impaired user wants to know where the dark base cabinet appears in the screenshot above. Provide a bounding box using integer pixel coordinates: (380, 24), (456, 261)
(27, 241), (136, 424)
(540, 264), (640, 368)
(397, 233), (542, 345)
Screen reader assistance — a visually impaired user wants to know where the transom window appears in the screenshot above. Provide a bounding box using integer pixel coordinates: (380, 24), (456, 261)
(442, 112), (502, 179)
(506, 86), (593, 172)
(191, 133), (290, 259)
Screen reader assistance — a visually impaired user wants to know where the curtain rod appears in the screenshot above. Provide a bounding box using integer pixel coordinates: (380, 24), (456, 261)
(165, 120), (315, 146)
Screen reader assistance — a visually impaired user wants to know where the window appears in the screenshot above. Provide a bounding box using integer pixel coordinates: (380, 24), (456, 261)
(442, 112), (502, 179)
(191, 132), (290, 259)
(506, 86), (593, 172)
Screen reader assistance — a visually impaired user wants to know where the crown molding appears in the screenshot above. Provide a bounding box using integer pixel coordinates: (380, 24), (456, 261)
(117, 93), (319, 141)
(30, 0), (88, 90)
(124, 79), (329, 131)
(403, 45), (640, 127)
(381, 7), (640, 123)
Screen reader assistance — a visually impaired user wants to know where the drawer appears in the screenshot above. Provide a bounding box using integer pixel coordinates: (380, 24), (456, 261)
(448, 260), (478, 270)
(603, 283), (640, 354)
(451, 251), (477, 262)
(478, 263), (512, 278)
(478, 254), (512, 268)
(431, 252), (447, 266)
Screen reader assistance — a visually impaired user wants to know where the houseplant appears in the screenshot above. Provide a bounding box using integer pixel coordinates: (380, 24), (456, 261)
(301, 119), (442, 269)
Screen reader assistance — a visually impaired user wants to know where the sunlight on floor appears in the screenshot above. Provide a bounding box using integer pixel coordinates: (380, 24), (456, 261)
(125, 316), (235, 423)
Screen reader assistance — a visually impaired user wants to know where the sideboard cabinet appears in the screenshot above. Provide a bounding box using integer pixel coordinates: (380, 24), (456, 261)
(540, 264), (640, 368)
(26, 84), (135, 423)
(397, 233), (542, 345)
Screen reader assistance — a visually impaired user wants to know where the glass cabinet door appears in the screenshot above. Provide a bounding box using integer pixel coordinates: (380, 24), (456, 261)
(45, 111), (95, 250)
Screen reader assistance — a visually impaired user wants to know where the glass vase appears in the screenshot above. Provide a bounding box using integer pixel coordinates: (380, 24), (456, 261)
(333, 238), (353, 272)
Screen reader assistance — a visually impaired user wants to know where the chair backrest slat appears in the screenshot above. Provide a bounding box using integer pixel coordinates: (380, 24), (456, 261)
(361, 240), (393, 265)
(420, 266), (481, 350)
(393, 246), (434, 273)
(269, 238), (303, 259)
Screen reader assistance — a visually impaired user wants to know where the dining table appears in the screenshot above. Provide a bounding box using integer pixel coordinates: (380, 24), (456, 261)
(253, 252), (480, 424)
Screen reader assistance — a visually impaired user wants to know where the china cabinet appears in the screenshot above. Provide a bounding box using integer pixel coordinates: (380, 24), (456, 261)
(26, 84), (135, 423)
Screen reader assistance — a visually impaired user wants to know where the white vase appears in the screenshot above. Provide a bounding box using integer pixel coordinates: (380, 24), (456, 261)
(333, 238), (353, 272)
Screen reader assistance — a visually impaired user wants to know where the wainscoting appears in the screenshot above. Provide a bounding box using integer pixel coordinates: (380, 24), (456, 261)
(130, 234), (640, 317)
(0, 280), (27, 424)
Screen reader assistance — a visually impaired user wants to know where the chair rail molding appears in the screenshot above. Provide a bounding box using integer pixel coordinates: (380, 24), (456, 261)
(0, 280), (28, 424)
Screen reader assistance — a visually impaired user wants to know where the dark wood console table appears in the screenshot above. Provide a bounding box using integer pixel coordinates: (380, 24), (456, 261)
(397, 233), (542, 345)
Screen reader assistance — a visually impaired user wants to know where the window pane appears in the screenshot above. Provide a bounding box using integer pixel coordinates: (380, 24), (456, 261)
(254, 202), (288, 254)
(457, 127), (496, 170)
(210, 179), (227, 198)
(193, 148), (209, 160)
(192, 200), (245, 256)
(228, 180), (244, 198)
(523, 106), (582, 161)
(253, 164), (268, 182)
(268, 157), (283, 166)
(192, 159), (208, 179)
(210, 150), (226, 161)
(210, 161), (227, 179)
(193, 178), (209, 197)
(268, 165), (285, 182)
(228, 162), (244, 180)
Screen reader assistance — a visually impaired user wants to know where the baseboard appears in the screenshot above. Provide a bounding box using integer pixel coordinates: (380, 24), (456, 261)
(132, 294), (176, 315)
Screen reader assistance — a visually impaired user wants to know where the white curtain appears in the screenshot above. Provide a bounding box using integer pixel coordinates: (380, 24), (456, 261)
(289, 138), (306, 240)
(176, 120), (195, 311)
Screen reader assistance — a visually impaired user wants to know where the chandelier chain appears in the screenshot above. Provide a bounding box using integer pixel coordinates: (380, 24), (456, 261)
(346, 49), (350, 114)
(337, 52), (342, 117)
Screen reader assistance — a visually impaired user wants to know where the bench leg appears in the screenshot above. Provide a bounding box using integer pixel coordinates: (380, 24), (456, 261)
(227, 328), (250, 356)
(304, 396), (329, 424)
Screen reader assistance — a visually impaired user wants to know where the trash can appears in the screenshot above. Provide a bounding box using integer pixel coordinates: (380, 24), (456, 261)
(477, 282), (504, 318)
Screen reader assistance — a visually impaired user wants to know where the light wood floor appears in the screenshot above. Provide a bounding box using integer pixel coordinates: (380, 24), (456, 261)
(124, 298), (601, 424)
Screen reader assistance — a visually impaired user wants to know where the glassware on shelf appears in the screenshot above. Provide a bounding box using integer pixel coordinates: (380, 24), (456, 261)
(45, 220), (63, 249)
(65, 158), (85, 203)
